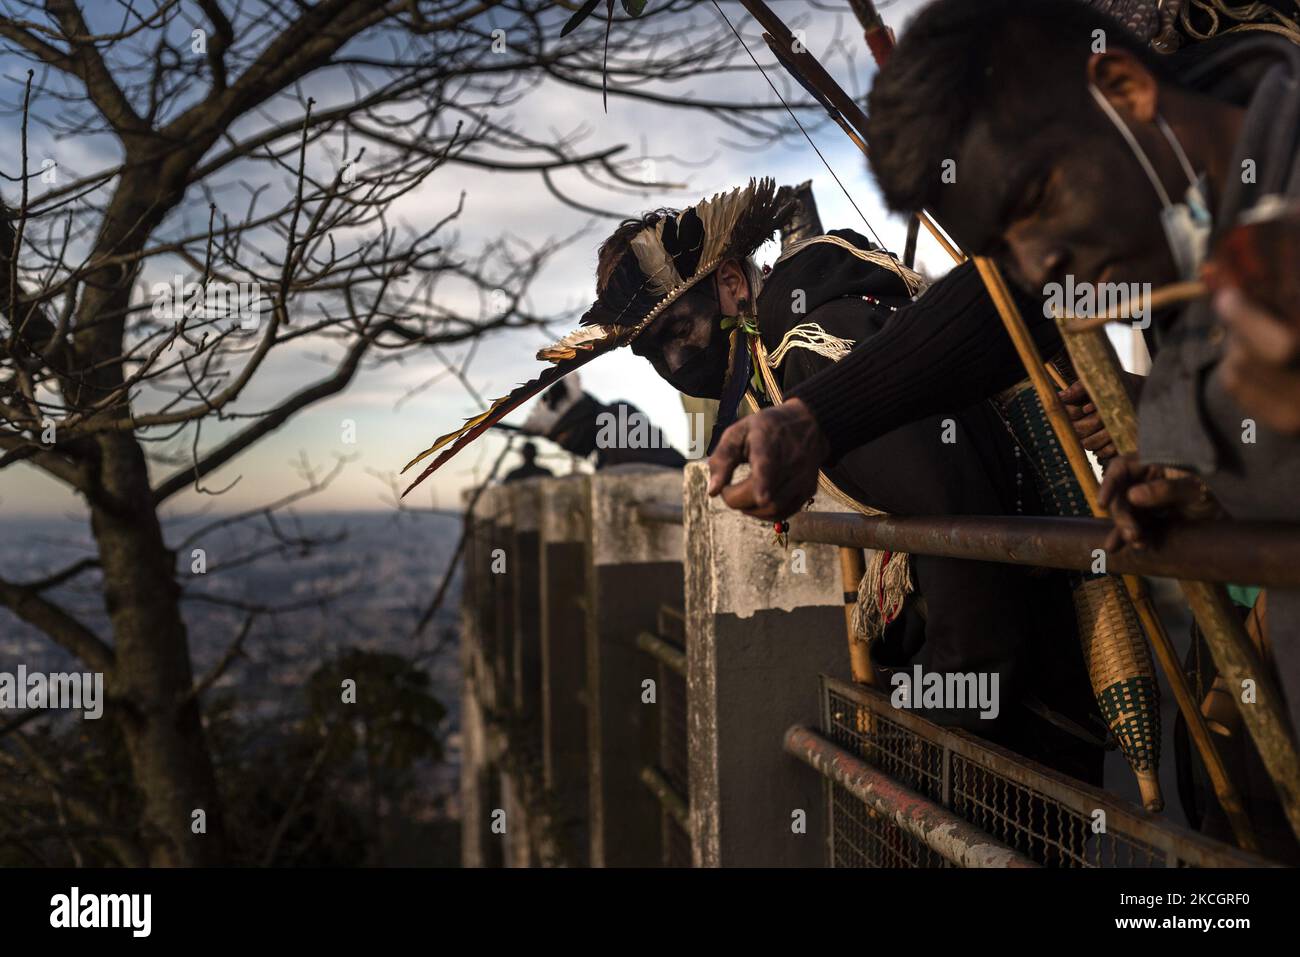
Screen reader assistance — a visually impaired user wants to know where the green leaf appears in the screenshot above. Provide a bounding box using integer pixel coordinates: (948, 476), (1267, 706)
(621, 0), (647, 16)
(561, 0), (603, 36)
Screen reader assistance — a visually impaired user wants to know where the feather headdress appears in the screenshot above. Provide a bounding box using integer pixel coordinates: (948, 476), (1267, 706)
(400, 178), (792, 496)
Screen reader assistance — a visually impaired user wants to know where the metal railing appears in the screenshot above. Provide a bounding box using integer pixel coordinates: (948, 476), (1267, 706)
(638, 602), (691, 866)
(461, 468), (1288, 868)
(636, 629), (687, 676)
(634, 502), (685, 526)
(788, 512), (1300, 587)
(796, 676), (1272, 868)
(785, 723), (1038, 867)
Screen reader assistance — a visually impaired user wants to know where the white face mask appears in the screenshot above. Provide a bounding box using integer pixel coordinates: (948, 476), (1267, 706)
(1087, 83), (1212, 280)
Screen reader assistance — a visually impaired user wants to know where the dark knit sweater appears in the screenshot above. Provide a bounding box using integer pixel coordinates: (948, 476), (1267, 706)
(788, 259), (1059, 463)
(754, 234), (1102, 783)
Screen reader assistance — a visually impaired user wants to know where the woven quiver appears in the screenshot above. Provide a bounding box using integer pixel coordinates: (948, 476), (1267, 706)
(998, 379), (1163, 811)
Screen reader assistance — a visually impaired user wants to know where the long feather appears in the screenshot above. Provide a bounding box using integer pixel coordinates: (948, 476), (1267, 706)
(536, 323), (622, 362)
(399, 346), (609, 498)
(629, 219), (681, 296)
(697, 180), (753, 267)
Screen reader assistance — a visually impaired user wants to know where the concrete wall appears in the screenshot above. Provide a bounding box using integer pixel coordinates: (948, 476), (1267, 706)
(585, 465), (685, 867)
(683, 461), (851, 866)
(461, 486), (505, 868)
(460, 461), (851, 868)
(538, 475), (591, 865)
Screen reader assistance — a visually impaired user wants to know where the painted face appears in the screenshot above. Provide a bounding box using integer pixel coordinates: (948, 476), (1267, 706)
(630, 276), (733, 398)
(932, 112), (1179, 295)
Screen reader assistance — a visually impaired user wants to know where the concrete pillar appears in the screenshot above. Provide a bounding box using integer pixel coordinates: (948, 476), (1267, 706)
(539, 475), (591, 866)
(503, 481), (548, 866)
(495, 487), (536, 868)
(459, 489), (485, 868)
(488, 488), (515, 712)
(586, 465), (685, 866)
(461, 490), (503, 867)
(683, 461), (851, 866)
(472, 488), (500, 707)
(510, 481), (544, 744)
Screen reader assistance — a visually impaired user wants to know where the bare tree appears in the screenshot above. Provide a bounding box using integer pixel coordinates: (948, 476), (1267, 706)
(0, 0), (832, 866)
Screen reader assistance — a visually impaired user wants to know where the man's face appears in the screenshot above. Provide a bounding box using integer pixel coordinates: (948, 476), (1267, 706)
(932, 110), (1179, 296)
(630, 277), (733, 398)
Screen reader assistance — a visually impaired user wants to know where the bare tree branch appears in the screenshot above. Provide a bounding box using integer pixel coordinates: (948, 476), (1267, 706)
(0, 572), (113, 671)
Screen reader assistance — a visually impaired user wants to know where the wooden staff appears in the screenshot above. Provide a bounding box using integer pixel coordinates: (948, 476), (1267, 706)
(838, 546), (878, 741)
(838, 547), (873, 685)
(1062, 280), (1206, 333)
(774, 183), (876, 688)
(1060, 320), (1300, 844)
(739, 0), (1267, 844)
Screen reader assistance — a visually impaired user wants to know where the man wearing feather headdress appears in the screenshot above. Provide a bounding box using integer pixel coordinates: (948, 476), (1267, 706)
(403, 178), (1101, 783)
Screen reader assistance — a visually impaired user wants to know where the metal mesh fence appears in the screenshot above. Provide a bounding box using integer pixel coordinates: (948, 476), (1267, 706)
(821, 676), (1267, 868)
(950, 756), (1156, 866)
(640, 603), (690, 866)
(830, 782), (947, 868)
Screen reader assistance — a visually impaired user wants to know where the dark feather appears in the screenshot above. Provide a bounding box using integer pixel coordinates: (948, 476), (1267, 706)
(666, 208), (704, 279)
(400, 347), (609, 497)
(722, 179), (793, 263)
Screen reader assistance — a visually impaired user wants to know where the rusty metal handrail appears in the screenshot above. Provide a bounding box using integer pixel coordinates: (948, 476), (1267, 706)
(788, 512), (1300, 587)
(819, 676), (1274, 867)
(784, 724), (1039, 868)
(634, 502), (684, 526)
(636, 630), (687, 676)
(639, 766), (690, 831)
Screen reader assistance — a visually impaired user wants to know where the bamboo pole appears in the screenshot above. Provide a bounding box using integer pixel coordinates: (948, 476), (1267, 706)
(1060, 320), (1300, 844)
(978, 259), (1261, 845)
(838, 547), (873, 685)
(1062, 280), (1206, 333)
(838, 546), (878, 741)
(973, 261), (1100, 508)
(770, 181), (876, 692)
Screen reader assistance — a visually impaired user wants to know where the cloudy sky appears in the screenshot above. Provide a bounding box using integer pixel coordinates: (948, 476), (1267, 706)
(1, 0), (1135, 518)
